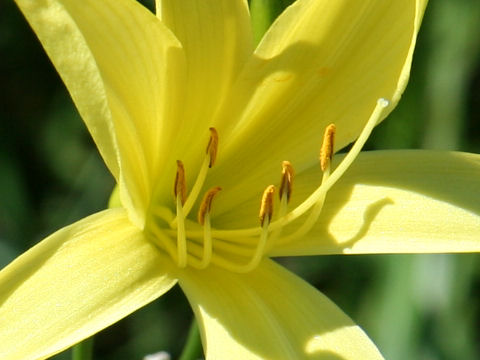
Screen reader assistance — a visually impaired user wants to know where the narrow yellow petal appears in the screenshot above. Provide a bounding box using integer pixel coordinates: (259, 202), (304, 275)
(269, 150), (480, 256)
(208, 0), (427, 212)
(177, 260), (383, 359)
(153, 0), (254, 188)
(0, 209), (176, 360)
(14, 0), (186, 226)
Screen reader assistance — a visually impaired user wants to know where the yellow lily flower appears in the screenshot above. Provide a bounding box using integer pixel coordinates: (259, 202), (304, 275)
(3, 0), (480, 359)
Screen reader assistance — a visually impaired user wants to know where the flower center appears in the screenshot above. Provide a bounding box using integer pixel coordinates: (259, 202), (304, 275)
(145, 98), (390, 273)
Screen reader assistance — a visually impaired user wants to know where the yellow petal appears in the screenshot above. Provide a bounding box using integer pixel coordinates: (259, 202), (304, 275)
(152, 0), (254, 202)
(0, 209), (176, 360)
(14, 0), (185, 226)
(157, 0), (253, 130)
(177, 260), (383, 359)
(208, 0), (427, 212)
(269, 150), (480, 256)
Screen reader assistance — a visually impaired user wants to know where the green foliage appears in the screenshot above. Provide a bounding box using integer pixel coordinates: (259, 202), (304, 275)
(249, 0), (295, 44)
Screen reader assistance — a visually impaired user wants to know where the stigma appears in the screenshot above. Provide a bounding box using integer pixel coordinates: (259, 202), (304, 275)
(145, 98), (390, 273)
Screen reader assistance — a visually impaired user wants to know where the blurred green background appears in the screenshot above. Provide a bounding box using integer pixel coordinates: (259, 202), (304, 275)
(1, 0), (480, 359)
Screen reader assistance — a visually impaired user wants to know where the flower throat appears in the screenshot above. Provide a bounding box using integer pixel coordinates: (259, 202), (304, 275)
(145, 98), (390, 273)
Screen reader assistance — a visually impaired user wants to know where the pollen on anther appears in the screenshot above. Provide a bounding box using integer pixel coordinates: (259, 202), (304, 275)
(174, 160), (187, 205)
(279, 161), (294, 202)
(206, 127), (219, 168)
(320, 123), (336, 171)
(198, 186), (222, 225)
(259, 185), (275, 226)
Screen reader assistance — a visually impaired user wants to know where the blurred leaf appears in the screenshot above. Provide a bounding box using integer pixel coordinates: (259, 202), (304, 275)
(249, 0), (294, 44)
(0, 152), (31, 245)
(422, 0), (480, 150)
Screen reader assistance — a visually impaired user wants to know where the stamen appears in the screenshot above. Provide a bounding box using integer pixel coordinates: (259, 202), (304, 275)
(233, 219), (269, 273)
(275, 126), (334, 245)
(198, 186), (222, 225)
(270, 162), (294, 246)
(153, 99), (390, 273)
(174, 160), (187, 206)
(197, 186), (221, 269)
(320, 124), (336, 171)
(173, 160), (188, 267)
(279, 161), (294, 203)
(206, 127), (219, 168)
(203, 97), (390, 239)
(240, 186), (276, 272)
(259, 185), (275, 226)
(279, 165), (330, 243)
(274, 98), (390, 227)
(182, 127), (219, 217)
(214, 186), (274, 273)
(176, 191), (187, 268)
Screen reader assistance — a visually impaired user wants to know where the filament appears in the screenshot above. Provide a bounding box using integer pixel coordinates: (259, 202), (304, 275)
(176, 195), (187, 267)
